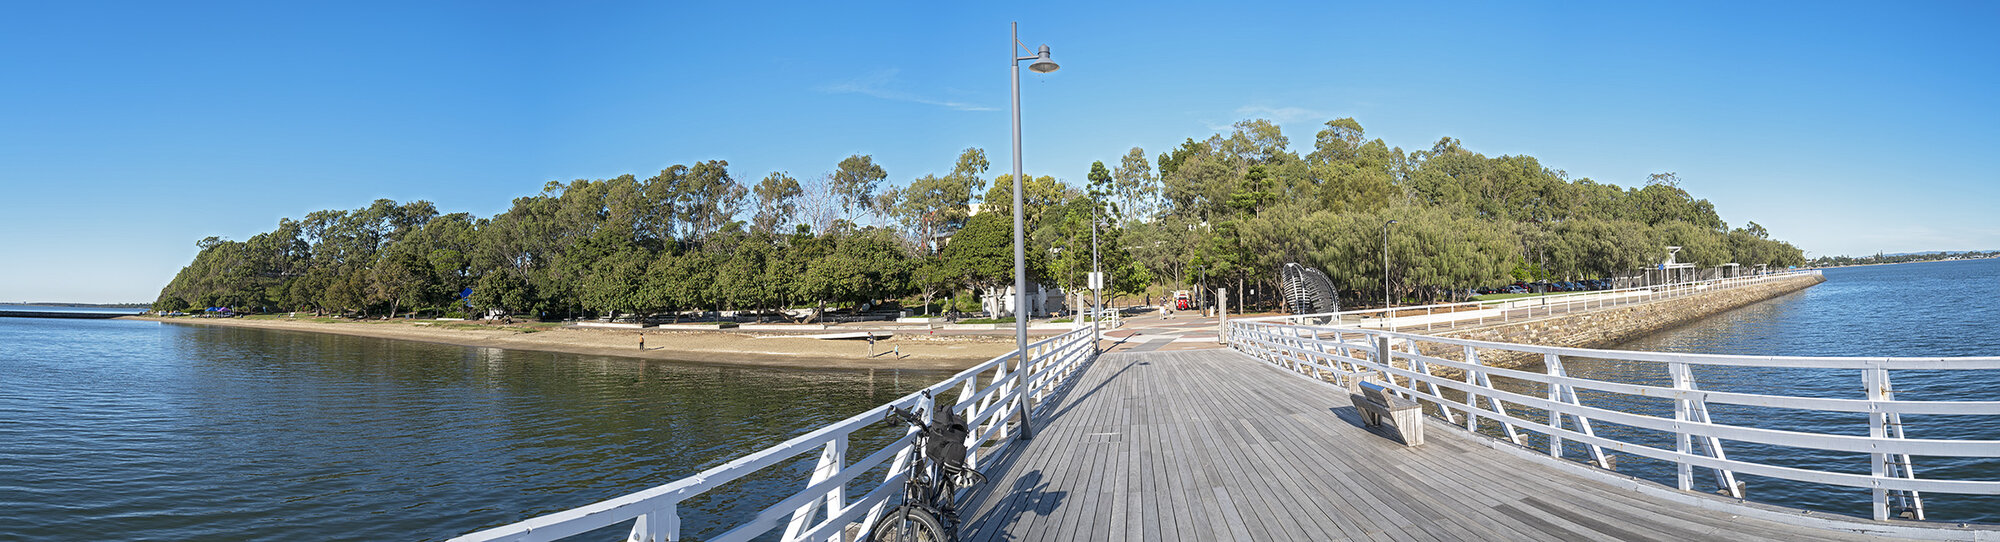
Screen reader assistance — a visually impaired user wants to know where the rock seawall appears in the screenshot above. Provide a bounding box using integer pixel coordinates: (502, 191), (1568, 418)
(1432, 274), (1825, 368)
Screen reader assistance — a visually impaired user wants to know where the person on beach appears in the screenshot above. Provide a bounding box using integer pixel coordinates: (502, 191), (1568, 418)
(639, 333), (645, 351)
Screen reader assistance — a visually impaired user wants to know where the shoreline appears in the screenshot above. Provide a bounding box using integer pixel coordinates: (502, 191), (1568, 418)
(1812, 255), (2000, 269)
(1436, 273), (1827, 367)
(122, 316), (1020, 371)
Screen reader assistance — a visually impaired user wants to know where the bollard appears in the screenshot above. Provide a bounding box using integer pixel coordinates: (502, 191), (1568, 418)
(1217, 288), (1228, 345)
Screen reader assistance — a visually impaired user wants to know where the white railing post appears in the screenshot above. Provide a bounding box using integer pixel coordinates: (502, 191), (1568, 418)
(1543, 354), (1608, 469)
(1688, 387), (1742, 499)
(1407, 338), (1452, 421)
(989, 357), (1012, 441)
(1663, 361), (1738, 497)
(957, 372), (987, 470)
(1543, 352), (1564, 461)
(1865, 367), (1891, 521)
(783, 435), (848, 541)
(1669, 361), (1695, 492)
(626, 503), (681, 542)
(1466, 345), (1521, 445)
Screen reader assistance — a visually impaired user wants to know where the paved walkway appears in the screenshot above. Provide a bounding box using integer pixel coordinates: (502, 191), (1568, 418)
(952, 348), (1943, 541)
(1099, 313), (1228, 353)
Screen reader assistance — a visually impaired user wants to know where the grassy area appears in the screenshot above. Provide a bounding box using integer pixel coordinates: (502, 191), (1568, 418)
(957, 317), (1018, 325)
(1471, 292), (1545, 301)
(1471, 291), (1590, 301)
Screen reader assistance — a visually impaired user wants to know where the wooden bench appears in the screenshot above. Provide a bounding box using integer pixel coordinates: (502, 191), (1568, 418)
(1350, 380), (1424, 446)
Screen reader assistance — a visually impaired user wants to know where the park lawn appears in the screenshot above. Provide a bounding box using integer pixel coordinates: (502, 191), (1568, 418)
(956, 317), (1018, 325)
(1470, 291), (1568, 302)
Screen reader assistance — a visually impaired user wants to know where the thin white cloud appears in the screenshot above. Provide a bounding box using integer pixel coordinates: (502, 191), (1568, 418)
(820, 69), (996, 112)
(1235, 105), (1327, 124)
(1204, 105), (1334, 132)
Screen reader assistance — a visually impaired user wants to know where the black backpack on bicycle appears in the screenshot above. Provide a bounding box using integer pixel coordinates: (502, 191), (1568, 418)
(925, 407), (971, 473)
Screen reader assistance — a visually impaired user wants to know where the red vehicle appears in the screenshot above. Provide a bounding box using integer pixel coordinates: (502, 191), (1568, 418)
(1172, 290), (1194, 311)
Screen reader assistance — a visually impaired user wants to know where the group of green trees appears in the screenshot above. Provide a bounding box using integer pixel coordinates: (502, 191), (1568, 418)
(1112, 119), (1805, 306)
(153, 151), (1141, 319)
(156, 116), (1805, 317)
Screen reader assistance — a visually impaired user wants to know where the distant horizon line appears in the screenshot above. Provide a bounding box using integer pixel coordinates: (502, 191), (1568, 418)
(2, 302), (153, 308)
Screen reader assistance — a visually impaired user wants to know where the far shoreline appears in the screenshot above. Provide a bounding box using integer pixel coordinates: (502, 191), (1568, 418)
(1812, 255), (2000, 269)
(122, 316), (1023, 372)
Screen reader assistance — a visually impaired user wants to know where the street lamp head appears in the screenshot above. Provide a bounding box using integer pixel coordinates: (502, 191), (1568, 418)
(1028, 45), (1060, 73)
(1387, 220), (1398, 225)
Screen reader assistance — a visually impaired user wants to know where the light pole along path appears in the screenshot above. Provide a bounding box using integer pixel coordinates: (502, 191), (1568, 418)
(1010, 21), (1059, 439)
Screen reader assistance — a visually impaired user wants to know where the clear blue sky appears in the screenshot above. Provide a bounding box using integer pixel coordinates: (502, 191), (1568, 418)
(4, 1), (1996, 303)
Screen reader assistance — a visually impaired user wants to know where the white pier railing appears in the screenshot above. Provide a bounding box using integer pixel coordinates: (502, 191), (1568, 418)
(1268, 269), (1823, 333)
(1227, 320), (2000, 522)
(451, 327), (1099, 542)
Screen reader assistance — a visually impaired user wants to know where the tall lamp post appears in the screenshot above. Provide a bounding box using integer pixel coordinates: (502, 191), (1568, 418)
(1382, 219), (1397, 329)
(1091, 184), (1102, 349)
(1011, 22), (1058, 440)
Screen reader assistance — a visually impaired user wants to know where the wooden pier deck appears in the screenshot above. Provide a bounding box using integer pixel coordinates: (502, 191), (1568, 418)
(952, 347), (1932, 541)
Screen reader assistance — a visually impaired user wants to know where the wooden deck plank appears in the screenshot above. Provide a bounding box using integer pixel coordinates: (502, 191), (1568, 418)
(1166, 360), (1278, 542)
(1138, 357), (1176, 542)
(949, 347), (1946, 541)
(1072, 386), (1120, 542)
(1198, 359), (1426, 542)
(1100, 367), (1131, 542)
(1020, 362), (1099, 542)
(1198, 365), (1357, 542)
(1156, 355), (1219, 542)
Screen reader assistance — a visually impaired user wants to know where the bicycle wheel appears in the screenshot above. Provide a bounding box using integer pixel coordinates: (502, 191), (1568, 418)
(868, 505), (947, 542)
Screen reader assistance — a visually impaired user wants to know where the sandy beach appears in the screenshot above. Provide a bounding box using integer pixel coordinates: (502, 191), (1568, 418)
(124, 316), (1020, 371)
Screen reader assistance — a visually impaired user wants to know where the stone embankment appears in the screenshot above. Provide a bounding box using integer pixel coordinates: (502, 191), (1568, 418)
(1431, 273), (1825, 368)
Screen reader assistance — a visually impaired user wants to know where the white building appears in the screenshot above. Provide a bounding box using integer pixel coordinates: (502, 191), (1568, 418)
(980, 283), (1067, 318)
(955, 202), (1071, 318)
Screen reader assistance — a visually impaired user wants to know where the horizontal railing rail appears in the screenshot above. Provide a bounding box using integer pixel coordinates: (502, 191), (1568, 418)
(451, 327), (1100, 542)
(1226, 318), (2000, 522)
(1242, 269), (1823, 333)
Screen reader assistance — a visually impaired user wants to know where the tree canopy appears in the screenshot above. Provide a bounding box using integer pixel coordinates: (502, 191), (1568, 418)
(156, 116), (1804, 316)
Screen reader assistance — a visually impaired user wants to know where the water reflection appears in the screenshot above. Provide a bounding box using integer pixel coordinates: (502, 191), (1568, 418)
(0, 319), (945, 541)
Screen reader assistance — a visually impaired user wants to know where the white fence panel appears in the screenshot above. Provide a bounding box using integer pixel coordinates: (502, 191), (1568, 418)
(1227, 317), (2000, 522)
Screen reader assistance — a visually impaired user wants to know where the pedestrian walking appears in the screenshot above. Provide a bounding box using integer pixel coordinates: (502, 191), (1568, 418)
(639, 333), (645, 351)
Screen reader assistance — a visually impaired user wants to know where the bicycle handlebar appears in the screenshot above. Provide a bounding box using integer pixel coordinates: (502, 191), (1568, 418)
(886, 405), (928, 428)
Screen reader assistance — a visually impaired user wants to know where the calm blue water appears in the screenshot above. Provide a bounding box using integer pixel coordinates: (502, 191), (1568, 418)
(5, 260), (1995, 538)
(0, 304), (146, 316)
(1547, 258), (2000, 523)
(0, 319), (932, 541)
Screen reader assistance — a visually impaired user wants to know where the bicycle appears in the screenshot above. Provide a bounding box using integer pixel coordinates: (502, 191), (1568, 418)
(870, 393), (986, 542)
